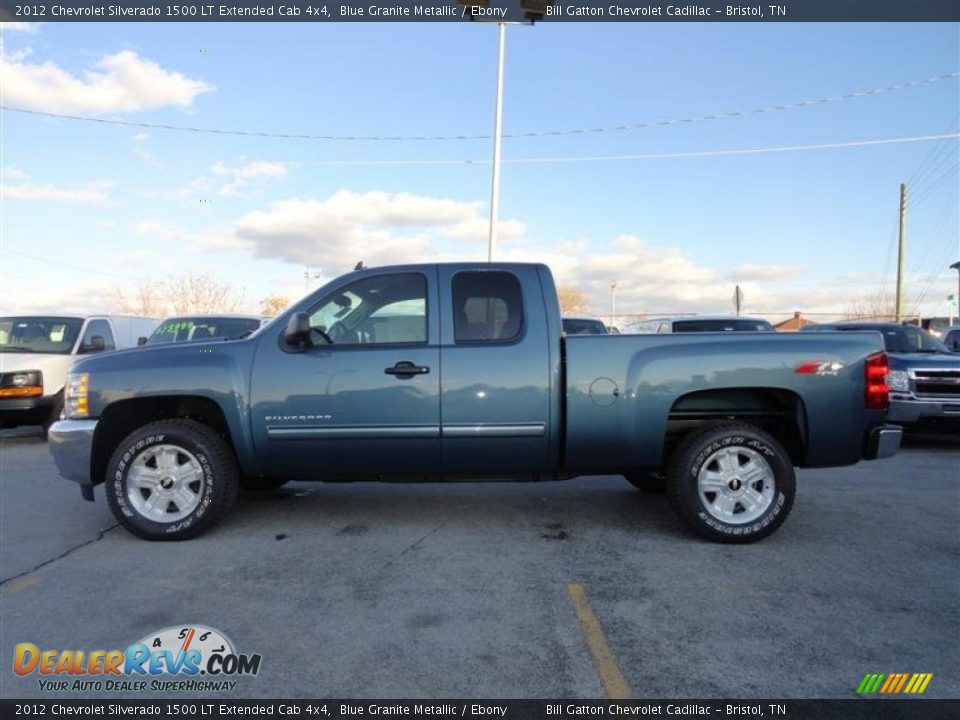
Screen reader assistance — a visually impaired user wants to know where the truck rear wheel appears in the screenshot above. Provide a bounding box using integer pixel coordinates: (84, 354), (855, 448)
(104, 419), (239, 541)
(666, 422), (795, 543)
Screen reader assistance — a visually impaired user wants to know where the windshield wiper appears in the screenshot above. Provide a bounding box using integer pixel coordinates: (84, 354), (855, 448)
(0, 346), (33, 352)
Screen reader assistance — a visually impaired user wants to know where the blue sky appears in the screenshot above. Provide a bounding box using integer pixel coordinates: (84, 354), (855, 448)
(1, 20), (957, 323)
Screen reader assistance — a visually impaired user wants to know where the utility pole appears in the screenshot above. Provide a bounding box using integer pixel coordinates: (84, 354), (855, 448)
(895, 183), (907, 322)
(487, 22), (506, 262)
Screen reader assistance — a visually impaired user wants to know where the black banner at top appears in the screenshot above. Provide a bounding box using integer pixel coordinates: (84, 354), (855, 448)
(0, 0), (958, 23)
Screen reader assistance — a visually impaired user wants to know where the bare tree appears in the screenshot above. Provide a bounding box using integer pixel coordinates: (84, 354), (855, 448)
(845, 293), (913, 322)
(166, 273), (242, 315)
(110, 279), (165, 316)
(557, 285), (591, 315)
(112, 273), (242, 316)
(260, 295), (290, 317)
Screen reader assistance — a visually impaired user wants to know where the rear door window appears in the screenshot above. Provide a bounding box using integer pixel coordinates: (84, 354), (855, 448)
(452, 271), (523, 343)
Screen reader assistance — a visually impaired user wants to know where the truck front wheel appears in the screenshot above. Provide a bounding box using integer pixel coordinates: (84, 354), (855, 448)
(666, 422), (795, 543)
(104, 419), (239, 541)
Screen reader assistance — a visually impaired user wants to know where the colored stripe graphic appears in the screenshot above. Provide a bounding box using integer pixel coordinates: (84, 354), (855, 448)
(857, 672), (933, 694)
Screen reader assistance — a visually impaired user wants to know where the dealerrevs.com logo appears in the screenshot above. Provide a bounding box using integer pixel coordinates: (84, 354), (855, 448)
(13, 625), (262, 693)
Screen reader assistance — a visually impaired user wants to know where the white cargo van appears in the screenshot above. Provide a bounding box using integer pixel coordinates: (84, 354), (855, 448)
(0, 315), (160, 434)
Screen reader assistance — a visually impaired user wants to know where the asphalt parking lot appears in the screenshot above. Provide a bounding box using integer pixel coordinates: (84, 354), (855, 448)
(1, 427), (958, 700)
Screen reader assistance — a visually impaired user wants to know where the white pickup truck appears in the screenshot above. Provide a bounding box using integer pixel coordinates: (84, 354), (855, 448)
(0, 314), (159, 435)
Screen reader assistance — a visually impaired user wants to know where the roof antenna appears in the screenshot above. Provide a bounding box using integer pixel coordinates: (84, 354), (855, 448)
(354, 261), (364, 271)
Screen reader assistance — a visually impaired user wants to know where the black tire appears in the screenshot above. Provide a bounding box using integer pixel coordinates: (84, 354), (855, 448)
(666, 422), (795, 544)
(105, 419), (239, 541)
(240, 476), (290, 492)
(623, 472), (666, 493)
(40, 392), (63, 439)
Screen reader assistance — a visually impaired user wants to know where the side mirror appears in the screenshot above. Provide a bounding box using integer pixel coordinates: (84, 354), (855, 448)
(137, 336), (148, 346)
(284, 312), (311, 349)
(81, 335), (106, 354)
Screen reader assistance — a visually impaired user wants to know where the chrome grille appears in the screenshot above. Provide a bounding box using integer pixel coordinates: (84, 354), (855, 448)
(910, 369), (960, 397)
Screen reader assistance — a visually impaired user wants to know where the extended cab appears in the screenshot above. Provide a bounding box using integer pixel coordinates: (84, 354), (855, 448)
(0, 314), (159, 434)
(48, 264), (901, 543)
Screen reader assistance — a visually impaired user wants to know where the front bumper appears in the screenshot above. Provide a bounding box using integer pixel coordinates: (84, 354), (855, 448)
(888, 397), (960, 425)
(863, 424), (902, 460)
(0, 395), (55, 427)
(48, 419), (98, 488)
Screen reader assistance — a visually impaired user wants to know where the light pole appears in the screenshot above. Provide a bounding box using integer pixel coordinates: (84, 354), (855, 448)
(461, 2), (548, 261)
(951, 261), (960, 325)
(487, 21), (506, 262)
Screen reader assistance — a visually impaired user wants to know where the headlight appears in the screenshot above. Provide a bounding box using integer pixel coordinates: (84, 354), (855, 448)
(0, 370), (42, 397)
(64, 373), (90, 418)
(886, 370), (910, 393)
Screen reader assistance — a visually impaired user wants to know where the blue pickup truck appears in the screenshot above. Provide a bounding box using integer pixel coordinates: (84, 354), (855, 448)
(49, 263), (901, 543)
(802, 322), (960, 430)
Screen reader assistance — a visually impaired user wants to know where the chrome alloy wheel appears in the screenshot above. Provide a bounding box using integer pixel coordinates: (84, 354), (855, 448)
(126, 444), (205, 522)
(697, 446), (775, 525)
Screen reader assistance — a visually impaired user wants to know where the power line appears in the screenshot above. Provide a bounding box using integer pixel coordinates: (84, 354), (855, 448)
(2, 70), (957, 142)
(906, 114), (958, 187)
(285, 133), (959, 166)
(0, 247), (129, 280)
(912, 161), (960, 208)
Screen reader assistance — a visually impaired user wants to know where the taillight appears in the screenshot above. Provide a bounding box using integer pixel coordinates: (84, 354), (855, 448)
(865, 352), (890, 410)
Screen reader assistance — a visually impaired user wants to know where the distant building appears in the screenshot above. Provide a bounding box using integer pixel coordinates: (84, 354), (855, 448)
(775, 312), (817, 332)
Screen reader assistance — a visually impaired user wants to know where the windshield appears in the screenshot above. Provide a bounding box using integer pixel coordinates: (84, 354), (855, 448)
(0, 317), (84, 355)
(563, 319), (608, 335)
(674, 319), (774, 332)
(879, 326), (949, 354)
(147, 317), (261, 345)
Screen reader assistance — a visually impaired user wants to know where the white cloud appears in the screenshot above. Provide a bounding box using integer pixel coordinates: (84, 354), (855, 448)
(0, 46), (213, 113)
(134, 148), (164, 170)
(730, 263), (805, 281)
(0, 22), (41, 34)
(132, 219), (190, 240)
(1, 166), (29, 180)
(442, 216), (526, 242)
(224, 190), (526, 272)
(212, 160), (289, 197)
(1, 178), (112, 204)
(132, 132), (149, 142)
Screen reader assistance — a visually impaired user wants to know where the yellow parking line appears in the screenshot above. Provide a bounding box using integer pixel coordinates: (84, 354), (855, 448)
(0, 576), (41, 598)
(567, 583), (633, 699)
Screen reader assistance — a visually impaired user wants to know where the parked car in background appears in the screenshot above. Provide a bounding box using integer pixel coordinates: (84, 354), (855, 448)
(802, 322), (960, 430)
(144, 314), (270, 345)
(562, 317), (609, 335)
(918, 316), (959, 339)
(0, 315), (159, 434)
(626, 315), (775, 333)
(942, 327), (960, 352)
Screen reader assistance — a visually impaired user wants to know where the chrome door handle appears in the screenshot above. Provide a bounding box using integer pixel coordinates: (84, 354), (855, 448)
(385, 361), (430, 377)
